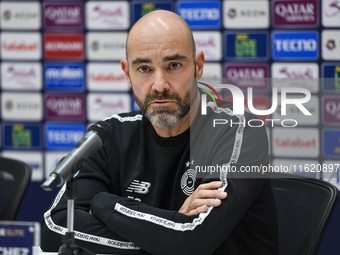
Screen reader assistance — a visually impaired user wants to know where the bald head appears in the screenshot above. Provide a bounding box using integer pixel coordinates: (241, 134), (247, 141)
(126, 10), (196, 60)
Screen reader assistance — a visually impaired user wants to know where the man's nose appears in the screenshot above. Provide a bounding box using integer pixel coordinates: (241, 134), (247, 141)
(152, 69), (170, 92)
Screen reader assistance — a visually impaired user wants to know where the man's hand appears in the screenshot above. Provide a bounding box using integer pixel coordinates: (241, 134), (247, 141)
(179, 181), (227, 216)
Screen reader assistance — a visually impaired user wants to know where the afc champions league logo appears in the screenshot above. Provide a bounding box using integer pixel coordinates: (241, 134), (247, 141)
(181, 159), (197, 196)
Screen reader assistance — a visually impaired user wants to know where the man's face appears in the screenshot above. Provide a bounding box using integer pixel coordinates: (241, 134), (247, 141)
(122, 27), (199, 128)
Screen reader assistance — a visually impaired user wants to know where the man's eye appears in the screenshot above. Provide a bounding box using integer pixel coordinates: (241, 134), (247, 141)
(170, 63), (181, 70)
(138, 66), (149, 73)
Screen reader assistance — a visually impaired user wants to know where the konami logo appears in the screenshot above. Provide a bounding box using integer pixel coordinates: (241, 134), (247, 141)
(44, 33), (84, 60)
(1, 32), (41, 60)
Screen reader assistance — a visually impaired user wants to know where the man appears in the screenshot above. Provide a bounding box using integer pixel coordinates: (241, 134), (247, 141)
(41, 10), (278, 254)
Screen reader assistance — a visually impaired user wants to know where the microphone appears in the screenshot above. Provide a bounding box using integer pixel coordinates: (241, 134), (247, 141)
(41, 121), (112, 191)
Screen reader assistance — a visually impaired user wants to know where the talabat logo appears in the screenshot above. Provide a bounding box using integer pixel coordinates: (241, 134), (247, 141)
(199, 83), (312, 127)
(44, 2), (84, 29)
(45, 93), (86, 121)
(0, 2), (41, 30)
(44, 33), (84, 60)
(224, 63), (269, 91)
(272, 30), (318, 60)
(86, 1), (130, 29)
(193, 31), (221, 61)
(87, 63), (129, 91)
(322, 63), (340, 92)
(1, 32), (41, 60)
(2, 123), (42, 150)
(1, 62), (42, 90)
(223, 0), (269, 29)
(44, 62), (85, 91)
(225, 32), (268, 60)
(177, 1), (221, 29)
(273, 0), (318, 28)
(322, 30), (340, 60)
(323, 96), (340, 125)
(272, 63), (319, 93)
(322, 0), (340, 27)
(44, 123), (85, 150)
(273, 128), (319, 158)
(133, 2), (173, 23)
(86, 32), (127, 60)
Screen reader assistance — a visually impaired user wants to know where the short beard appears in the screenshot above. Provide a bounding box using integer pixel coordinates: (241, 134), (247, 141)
(133, 89), (191, 128)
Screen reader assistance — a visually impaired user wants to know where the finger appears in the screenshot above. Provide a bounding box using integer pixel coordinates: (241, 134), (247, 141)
(186, 205), (208, 216)
(189, 198), (222, 211)
(197, 181), (223, 191)
(194, 189), (227, 200)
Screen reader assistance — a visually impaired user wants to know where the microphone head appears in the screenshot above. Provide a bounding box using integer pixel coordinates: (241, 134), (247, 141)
(87, 121), (113, 146)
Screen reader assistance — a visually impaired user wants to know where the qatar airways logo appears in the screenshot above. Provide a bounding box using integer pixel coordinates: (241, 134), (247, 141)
(199, 83), (311, 127)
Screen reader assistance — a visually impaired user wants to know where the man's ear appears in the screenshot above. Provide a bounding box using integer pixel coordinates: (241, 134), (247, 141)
(121, 58), (132, 88)
(195, 51), (205, 80)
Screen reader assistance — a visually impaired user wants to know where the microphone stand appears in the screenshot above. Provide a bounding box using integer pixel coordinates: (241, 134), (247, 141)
(58, 176), (95, 255)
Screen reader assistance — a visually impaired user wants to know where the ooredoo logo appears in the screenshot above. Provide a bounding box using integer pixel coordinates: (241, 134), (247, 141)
(44, 33), (84, 60)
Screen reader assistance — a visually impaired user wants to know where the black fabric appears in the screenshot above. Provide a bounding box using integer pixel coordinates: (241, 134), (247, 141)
(41, 99), (278, 255)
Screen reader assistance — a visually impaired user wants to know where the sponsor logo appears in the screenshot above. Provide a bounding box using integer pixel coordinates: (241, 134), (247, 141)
(273, 0), (318, 28)
(322, 30), (340, 60)
(224, 63), (268, 91)
(126, 180), (151, 194)
(45, 93), (85, 121)
(273, 95), (319, 126)
(322, 63), (340, 92)
(223, 0), (269, 29)
(44, 62), (85, 91)
(272, 30), (319, 60)
(86, 1), (130, 29)
(1, 32), (41, 60)
(87, 93), (131, 122)
(177, 1), (221, 29)
(44, 123), (85, 150)
(322, 0), (340, 27)
(0, 2), (41, 30)
(86, 32), (127, 60)
(132, 2), (173, 23)
(2, 123), (42, 150)
(1, 93), (43, 121)
(224, 32), (268, 60)
(181, 159), (196, 196)
(272, 63), (319, 93)
(193, 31), (221, 61)
(273, 128), (319, 157)
(323, 129), (340, 157)
(1, 151), (43, 181)
(1, 62), (42, 90)
(323, 96), (340, 125)
(44, 33), (84, 60)
(323, 160), (340, 189)
(86, 63), (129, 91)
(43, 2), (84, 29)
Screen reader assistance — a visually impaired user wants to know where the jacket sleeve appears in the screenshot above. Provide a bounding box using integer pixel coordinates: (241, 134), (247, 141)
(40, 146), (147, 254)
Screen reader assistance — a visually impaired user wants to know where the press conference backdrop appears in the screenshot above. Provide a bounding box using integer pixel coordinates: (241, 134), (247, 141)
(0, 0), (339, 253)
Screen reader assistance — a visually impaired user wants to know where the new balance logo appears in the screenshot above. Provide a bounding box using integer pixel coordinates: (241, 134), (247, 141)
(126, 180), (151, 194)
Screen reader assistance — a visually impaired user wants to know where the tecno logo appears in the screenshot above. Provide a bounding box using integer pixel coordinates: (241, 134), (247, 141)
(179, 8), (220, 21)
(274, 39), (317, 52)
